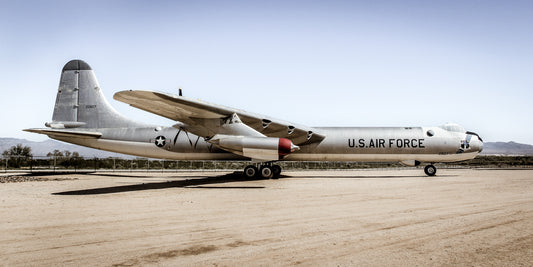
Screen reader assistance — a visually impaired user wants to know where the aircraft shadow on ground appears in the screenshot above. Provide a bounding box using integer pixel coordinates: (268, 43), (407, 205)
(53, 172), (268, 195)
(53, 172), (455, 195)
(87, 173), (212, 179)
(293, 174), (457, 179)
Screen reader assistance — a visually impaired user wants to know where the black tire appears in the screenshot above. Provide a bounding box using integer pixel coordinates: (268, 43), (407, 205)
(424, 165), (437, 176)
(244, 165), (258, 178)
(272, 164), (282, 178)
(260, 166), (274, 179)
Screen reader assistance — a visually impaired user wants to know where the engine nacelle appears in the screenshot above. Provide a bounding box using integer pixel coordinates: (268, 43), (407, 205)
(211, 135), (299, 161)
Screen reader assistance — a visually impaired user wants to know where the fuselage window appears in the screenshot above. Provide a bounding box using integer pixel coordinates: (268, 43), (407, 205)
(427, 130), (434, 137)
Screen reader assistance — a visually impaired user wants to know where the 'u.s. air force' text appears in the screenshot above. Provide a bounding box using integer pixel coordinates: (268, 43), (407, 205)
(348, 138), (425, 148)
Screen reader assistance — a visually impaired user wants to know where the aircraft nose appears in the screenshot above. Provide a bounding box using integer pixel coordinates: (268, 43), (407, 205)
(470, 135), (483, 153)
(474, 136), (483, 152)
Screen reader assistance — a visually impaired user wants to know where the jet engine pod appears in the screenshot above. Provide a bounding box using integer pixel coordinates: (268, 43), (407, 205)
(213, 135), (299, 161)
(278, 137), (300, 156)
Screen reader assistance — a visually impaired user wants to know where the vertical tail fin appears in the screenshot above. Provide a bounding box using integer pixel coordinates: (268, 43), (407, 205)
(48, 60), (144, 129)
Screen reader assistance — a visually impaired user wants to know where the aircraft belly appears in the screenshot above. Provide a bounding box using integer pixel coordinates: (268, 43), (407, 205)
(285, 152), (478, 162)
(51, 128), (243, 160)
(52, 136), (242, 160)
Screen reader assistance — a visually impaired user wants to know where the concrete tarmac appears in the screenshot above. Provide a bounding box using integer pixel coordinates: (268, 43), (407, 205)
(1, 169), (532, 266)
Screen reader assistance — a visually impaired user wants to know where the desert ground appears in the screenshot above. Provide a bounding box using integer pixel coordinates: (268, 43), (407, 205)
(1, 169), (532, 266)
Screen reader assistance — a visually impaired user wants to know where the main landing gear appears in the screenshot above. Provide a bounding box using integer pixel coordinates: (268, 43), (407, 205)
(424, 164), (437, 176)
(244, 163), (282, 179)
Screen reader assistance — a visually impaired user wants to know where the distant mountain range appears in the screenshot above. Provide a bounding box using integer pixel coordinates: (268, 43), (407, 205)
(480, 141), (533, 156)
(1, 138), (532, 158)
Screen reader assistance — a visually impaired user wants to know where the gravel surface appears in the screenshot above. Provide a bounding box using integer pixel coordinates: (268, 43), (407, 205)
(0, 175), (77, 183)
(0, 169), (531, 266)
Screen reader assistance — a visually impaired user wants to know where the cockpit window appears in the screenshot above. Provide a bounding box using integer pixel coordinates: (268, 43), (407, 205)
(440, 123), (466, 133)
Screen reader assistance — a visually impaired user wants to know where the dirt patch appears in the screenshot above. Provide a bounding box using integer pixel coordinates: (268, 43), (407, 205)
(113, 245), (218, 266)
(0, 175), (77, 183)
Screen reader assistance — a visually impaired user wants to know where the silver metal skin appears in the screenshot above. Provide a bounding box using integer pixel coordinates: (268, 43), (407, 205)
(25, 60), (483, 176)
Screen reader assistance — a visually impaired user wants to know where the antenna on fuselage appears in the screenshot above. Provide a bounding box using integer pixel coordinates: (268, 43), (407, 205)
(179, 87), (183, 96)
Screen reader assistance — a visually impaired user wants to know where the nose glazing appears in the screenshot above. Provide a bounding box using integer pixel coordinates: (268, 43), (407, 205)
(470, 135), (483, 153)
(465, 131), (483, 153)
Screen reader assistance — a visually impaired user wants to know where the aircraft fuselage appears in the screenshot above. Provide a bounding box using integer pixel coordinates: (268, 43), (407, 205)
(51, 124), (482, 164)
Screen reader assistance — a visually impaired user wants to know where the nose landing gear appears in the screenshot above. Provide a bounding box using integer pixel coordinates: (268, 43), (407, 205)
(424, 165), (437, 176)
(244, 163), (282, 179)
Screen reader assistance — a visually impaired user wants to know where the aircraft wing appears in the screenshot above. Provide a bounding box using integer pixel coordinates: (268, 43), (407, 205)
(113, 90), (325, 146)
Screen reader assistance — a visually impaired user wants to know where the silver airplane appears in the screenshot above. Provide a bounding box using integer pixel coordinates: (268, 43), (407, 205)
(25, 60), (483, 178)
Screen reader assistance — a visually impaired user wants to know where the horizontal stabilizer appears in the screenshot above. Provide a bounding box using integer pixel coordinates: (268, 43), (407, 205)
(23, 128), (102, 139)
(45, 121), (86, 129)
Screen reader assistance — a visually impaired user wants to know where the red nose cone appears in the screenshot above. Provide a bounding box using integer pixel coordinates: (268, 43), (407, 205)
(278, 138), (294, 156)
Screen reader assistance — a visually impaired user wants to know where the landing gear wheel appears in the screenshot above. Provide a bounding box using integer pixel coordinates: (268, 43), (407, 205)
(244, 165), (258, 178)
(272, 165), (282, 179)
(424, 165), (437, 176)
(260, 166), (274, 179)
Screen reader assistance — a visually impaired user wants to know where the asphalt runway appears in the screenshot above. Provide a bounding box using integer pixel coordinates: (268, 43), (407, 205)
(1, 169), (532, 266)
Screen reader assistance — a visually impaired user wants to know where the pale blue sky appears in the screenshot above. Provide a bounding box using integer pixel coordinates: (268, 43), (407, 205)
(1, 0), (532, 144)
